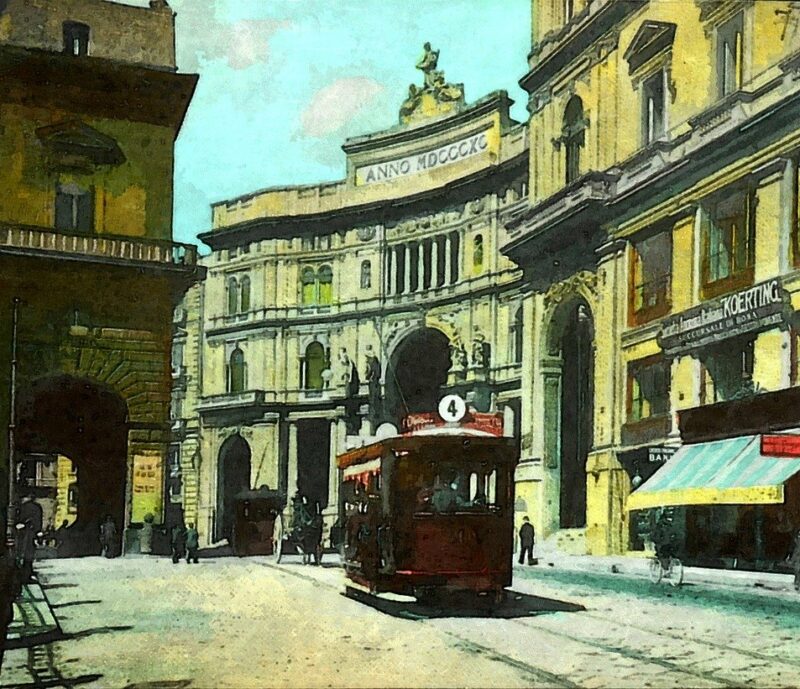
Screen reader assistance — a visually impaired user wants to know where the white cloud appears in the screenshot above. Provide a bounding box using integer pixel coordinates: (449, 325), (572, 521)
(300, 77), (386, 138)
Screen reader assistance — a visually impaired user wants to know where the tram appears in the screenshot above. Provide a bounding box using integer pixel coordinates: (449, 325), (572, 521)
(337, 406), (518, 602)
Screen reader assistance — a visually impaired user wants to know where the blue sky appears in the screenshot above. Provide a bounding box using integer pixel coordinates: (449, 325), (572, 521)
(156, 0), (531, 246)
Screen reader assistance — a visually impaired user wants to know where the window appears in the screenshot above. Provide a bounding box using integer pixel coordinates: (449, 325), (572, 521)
(473, 234), (484, 273)
(360, 260), (372, 290)
(301, 267), (316, 305)
(318, 265), (333, 305)
(304, 342), (326, 391)
(630, 231), (672, 325)
(63, 22), (90, 56)
(642, 71), (666, 145)
(227, 277), (239, 315)
(240, 276), (251, 312)
(228, 348), (246, 393)
(562, 96), (585, 185)
(627, 358), (670, 423)
(55, 184), (94, 233)
(717, 12), (743, 98)
(702, 190), (755, 297)
(300, 266), (333, 306)
(511, 306), (524, 365)
(700, 338), (754, 404)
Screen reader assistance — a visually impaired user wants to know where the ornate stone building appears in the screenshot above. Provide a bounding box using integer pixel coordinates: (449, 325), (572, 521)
(174, 53), (528, 546)
(0, 0), (199, 553)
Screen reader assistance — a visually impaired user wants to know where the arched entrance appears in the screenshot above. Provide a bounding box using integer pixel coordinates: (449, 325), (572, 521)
(16, 375), (129, 556)
(385, 327), (451, 423)
(547, 298), (594, 529)
(216, 434), (251, 542)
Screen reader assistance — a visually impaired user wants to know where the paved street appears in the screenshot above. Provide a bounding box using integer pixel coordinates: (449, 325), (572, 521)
(2, 556), (800, 688)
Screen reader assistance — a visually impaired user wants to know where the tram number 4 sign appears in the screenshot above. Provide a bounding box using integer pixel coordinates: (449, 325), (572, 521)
(438, 394), (467, 423)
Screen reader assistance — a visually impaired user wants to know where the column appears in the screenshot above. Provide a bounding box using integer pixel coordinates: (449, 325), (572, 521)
(404, 243), (412, 294)
(457, 231), (465, 283)
(389, 245), (398, 295)
(443, 234), (452, 285)
(287, 421), (299, 498)
(417, 242), (425, 291)
(385, 248), (393, 295)
(431, 237), (439, 287)
(327, 418), (347, 517)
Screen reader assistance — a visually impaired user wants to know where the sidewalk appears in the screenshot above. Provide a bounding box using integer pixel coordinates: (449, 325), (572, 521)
(3, 579), (62, 650)
(522, 546), (798, 592)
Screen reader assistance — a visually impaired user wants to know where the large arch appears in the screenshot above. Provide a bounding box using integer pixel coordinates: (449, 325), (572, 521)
(544, 297), (595, 530)
(15, 375), (129, 556)
(385, 327), (451, 424)
(215, 434), (252, 543)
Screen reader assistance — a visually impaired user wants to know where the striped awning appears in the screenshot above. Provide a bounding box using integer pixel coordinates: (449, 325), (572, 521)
(626, 435), (800, 511)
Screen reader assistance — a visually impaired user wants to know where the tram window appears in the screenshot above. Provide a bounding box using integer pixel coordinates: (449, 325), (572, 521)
(487, 470), (496, 504)
(423, 464), (500, 513)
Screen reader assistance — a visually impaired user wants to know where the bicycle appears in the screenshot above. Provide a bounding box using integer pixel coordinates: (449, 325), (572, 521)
(648, 554), (684, 586)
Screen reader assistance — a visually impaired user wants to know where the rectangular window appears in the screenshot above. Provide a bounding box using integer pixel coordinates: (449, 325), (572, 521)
(700, 338), (754, 404)
(55, 185), (94, 233)
(629, 231), (672, 325)
(717, 12), (743, 98)
(701, 190), (755, 298)
(627, 358), (670, 423)
(63, 22), (90, 57)
(642, 71), (666, 145)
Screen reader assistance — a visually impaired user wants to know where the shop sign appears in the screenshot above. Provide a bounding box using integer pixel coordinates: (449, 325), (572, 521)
(355, 130), (490, 186)
(658, 278), (792, 356)
(132, 452), (163, 523)
(648, 446), (676, 463)
(401, 410), (504, 436)
(761, 434), (800, 457)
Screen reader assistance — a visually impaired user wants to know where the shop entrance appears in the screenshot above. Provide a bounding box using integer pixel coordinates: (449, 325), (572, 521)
(385, 327), (451, 423)
(216, 434), (251, 543)
(16, 375), (128, 556)
(296, 419), (330, 510)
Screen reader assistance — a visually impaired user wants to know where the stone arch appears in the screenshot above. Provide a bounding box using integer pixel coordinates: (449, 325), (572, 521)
(215, 433), (252, 543)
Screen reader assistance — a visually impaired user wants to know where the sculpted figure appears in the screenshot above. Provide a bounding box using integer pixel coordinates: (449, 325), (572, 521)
(416, 42), (440, 90)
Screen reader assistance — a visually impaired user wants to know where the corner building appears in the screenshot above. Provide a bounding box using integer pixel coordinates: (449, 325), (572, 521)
(175, 75), (529, 547)
(505, 0), (800, 556)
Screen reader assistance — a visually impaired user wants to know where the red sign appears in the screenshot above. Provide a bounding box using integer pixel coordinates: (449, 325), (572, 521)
(761, 435), (800, 457)
(401, 411), (504, 437)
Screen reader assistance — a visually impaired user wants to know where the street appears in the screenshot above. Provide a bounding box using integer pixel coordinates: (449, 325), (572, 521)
(2, 556), (799, 688)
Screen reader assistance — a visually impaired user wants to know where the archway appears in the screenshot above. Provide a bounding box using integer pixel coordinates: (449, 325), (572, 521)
(547, 298), (594, 529)
(386, 327), (451, 424)
(216, 434), (251, 543)
(15, 375), (129, 556)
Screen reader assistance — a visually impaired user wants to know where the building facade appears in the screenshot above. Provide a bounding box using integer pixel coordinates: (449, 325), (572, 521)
(174, 58), (528, 546)
(0, 0), (199, 554)
(505, 0), (800, 556)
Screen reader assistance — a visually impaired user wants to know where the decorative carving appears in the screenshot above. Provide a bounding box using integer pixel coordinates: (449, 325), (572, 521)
(356, 225), (377, 242)
(449, 333), (468, 373)
(364, 345), (382, 425)
(543, 271), (598, 309)
(399, 43), (465, 124)
(471, 326), (490, 369)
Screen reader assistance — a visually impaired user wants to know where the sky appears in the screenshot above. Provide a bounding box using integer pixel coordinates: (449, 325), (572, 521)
(142, 1), (532, 247)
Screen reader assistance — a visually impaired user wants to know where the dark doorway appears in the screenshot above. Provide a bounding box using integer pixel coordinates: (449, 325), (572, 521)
(15, 375), (128, 556)
(297, 419), (330, 510)
(216, 434), (251, 543)
(386, 328), (451, 423)
(557, 302), (594, 529)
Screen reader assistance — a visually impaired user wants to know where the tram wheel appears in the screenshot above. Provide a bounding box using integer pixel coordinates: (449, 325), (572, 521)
(666, 558), (684, 587)
(648, 557), (663, 584)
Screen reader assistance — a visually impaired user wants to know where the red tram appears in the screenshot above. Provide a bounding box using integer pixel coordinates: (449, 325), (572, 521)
(337, 428), (518, 601)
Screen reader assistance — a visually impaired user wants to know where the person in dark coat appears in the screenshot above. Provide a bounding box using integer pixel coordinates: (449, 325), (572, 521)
(16, 495), (43, 582)
(99, 516), (118, 558)
(185, 522), (199, 564)
(171, 524), (186, 564)
(519, 516), (535, 565)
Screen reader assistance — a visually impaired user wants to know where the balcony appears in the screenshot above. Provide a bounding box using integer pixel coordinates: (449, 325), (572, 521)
(198, 390), (269, 412)
(0, 223), (199, 273)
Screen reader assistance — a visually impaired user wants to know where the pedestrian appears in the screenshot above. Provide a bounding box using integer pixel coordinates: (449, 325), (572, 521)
(16, 494), (43, 582)
(790, 527), (800, 592)
(185, 522), (199, 564)
(519, 516), (536, 566)
(99, 515), (118, 558)
(171, 523), (186, 564)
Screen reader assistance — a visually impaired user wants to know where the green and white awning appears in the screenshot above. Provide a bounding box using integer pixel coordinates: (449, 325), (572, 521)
(627, 435), (800, 511)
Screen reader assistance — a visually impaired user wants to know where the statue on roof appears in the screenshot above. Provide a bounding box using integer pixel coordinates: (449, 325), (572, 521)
(400, 43), (465, 125)
(416, 42), (440, 90)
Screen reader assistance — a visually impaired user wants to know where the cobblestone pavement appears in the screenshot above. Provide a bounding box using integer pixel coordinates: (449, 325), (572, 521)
(1, 556), (799, 688)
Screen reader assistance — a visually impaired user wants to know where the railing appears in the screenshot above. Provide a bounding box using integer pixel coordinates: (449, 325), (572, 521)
(0, 223), (198, 267)
(198, 390), (268, 411)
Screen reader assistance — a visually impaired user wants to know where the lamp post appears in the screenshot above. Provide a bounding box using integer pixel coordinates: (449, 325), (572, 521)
(5, 297), (20, 554)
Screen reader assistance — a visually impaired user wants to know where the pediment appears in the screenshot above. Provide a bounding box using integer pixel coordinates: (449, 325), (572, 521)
(623, 21), (677, 74)
(36, 120), (126, 169)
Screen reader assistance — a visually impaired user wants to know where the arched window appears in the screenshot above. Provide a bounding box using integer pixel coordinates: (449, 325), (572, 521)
(227, 277), (239, 315)
(563, 95), (585, 185)
(473, 234), (484, 273)
(318, 265), (333, 305)
(240, 276), (251, 312)
(301, 267), (316, 305)
(228, 348), (246, 393)
(305, 342), (325, 391)
(360, 260), (372, 289)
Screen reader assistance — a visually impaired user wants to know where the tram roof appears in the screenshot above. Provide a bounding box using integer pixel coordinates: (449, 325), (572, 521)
(336, 432), (517, 470)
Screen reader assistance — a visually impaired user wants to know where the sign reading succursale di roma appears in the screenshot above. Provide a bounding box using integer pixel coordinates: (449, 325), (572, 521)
(657, 278), (794, 356)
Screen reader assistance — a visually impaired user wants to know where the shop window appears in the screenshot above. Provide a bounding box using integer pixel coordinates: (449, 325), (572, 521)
(240, 275), (251, 312)
(318, 265), (333, 305)
(473, 234), (484, 274)
(717, 12), (744, 98)
(63, 22), (90, 56)
(228, 348), (246, 394)
(562, 95), (585, 185)
(700, 338), (755, 404)
(627, 357), (670, 423)
(360, 260), (372, 289)
(226, 277), (239, 315)
(55, 184), (94, 233)
(304, 342), (326, 391)
(629, 231), (672, 325)
(642, 71), (666, 145)
(701, 190), (755, 299)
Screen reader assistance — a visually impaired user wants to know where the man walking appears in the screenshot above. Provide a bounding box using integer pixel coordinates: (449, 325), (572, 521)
(99, 515), (118, 558)
(16, 494), (43, 581)
(519, 516), (535, 566)
(185, 522), (199, 564)
(171, 523), (186, 564)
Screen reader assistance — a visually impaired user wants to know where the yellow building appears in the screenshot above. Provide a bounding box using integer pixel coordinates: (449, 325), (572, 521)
(174, 54), (529, 547)
(0, 0), (199, 554)
(505, 0), (800, 557)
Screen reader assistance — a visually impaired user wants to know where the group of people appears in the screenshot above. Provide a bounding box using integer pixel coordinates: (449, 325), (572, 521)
(170, 522), (200, 564)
